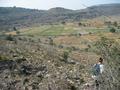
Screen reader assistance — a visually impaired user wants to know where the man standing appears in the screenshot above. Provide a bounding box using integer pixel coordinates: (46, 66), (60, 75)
(92, 57), (104, 88)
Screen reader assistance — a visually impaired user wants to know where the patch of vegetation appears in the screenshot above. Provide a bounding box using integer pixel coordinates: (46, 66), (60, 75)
(6, 35), (15, 41)
(0, 55), (9, 61)
(16, 31), (20, 35)
(21, 25), (75, 36)
(109, 27), (116, 33)
(62, 51), (69, 63)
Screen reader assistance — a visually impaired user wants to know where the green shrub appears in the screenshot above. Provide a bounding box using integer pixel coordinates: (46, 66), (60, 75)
(61, 21), (66, 25)
(89, 32), (92, 34)
(113, 21), (118, 27)
(13, 26), (17, 31)
(16, 31), (20, 35)
(49, 38), (54, 45)
(62, 51), (69, 62)
(78, 22), (82, 26)
(109, 28), (116, 33)
(6, 35), (14, 41)
(117, 26), (120, 29)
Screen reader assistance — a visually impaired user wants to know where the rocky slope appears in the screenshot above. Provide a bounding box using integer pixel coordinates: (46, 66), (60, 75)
(0, 37), (90, 90)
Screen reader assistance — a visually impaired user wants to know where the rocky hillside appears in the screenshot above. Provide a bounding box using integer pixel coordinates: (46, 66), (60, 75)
(0, 3), (120, 31)
(0, 36), (94, 90)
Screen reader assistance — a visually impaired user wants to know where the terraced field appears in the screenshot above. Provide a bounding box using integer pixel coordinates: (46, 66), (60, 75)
(20, 25), (75, 36)
(7, 23), (118, 37)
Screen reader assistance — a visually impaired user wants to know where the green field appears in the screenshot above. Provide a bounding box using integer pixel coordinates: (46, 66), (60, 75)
(21, 25), (76, 36)
(20, 24), (113, 37)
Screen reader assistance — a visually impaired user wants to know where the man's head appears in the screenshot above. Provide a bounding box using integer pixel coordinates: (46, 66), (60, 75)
(99, 57), (103, 63)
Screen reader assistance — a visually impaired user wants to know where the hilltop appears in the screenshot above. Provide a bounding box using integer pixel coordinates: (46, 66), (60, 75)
(0, 3), (120, 31)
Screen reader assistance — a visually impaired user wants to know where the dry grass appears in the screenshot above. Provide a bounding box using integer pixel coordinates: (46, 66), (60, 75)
(5, 31), (17, 35)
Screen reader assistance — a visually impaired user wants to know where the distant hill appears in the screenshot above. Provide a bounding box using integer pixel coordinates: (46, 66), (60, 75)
(0, 3), (120, 31)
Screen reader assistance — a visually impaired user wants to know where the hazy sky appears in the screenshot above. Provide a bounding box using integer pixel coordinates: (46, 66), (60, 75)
(0, 0), (120, 10)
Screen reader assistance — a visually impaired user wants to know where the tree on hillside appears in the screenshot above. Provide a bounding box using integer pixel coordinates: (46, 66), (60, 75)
(117, 26), (120, 29)
(113, 21), (118, 27)
(104, 21), (112, 27)
(6, 35), (14, 41)
(78, 22), (82, 26)
(49, 37), (54, 45)
(16, 31), (20, 35)
(62, 51), (69, 63)
(109, 28), (116, 33)
(61, 21), (66, 25)
(13, 27), (17, 31)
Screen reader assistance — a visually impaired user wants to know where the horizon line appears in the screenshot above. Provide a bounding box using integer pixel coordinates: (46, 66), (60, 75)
(0, 3), (120, 11)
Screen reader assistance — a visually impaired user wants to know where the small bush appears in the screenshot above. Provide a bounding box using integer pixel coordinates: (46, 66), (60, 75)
(117, 26), (120, 29)
(49, 38), (54, 45)
(58, 44), (64, 48)
(89, 32), (92, 34)
(109, 28), (116, 33)
(13, 26), (17, 31)
(6, 35), (14, 41)
(62, 51), (69, 62)
(61, 21), (66, 25)
(78, 33), (82, 37)
(113, 21), (118, 27)
(78, 22), (82, 26)
(16, 31), (20, 35)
